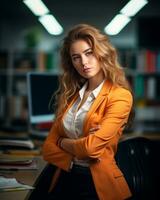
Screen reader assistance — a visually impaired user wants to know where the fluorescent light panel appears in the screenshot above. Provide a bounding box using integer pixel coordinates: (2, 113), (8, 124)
(23, 0), (49, 16)
(104, 14), (131, 35)
(120, 0), (148, 17)
(104, 0), (148, 35)
(39, 14), (63, 35)
(23, 0), (63, 35)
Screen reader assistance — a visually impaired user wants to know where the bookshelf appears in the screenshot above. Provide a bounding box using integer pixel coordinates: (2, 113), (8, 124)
(118, 48), (160, 134)
(0, 49), (57, 131)
(1, 47), (160, 134)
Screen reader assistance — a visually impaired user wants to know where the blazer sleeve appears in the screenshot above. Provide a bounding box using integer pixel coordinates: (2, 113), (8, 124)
(73, 88), (133, 160)
(42, 119), (72, 171)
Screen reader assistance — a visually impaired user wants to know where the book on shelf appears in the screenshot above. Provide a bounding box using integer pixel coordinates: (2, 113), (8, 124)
(136, 50), (147, 72)
(134, 75), (145, 99)
(136, 49), (160, 73)
(0, 176), (34, 192)
(37, 51), (46, 71)
(145, 77), (156, 100)
(146, 50), (156, 73)
(37, 51), (54, 71)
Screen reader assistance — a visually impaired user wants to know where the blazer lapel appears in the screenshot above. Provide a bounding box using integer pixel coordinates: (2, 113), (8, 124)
(83, 80), (113, 135)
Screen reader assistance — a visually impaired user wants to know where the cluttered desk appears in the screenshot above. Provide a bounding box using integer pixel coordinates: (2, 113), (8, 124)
(0, 156), (46, 200)
(0, 72), (59, 200)
(0, 129), (47, 200)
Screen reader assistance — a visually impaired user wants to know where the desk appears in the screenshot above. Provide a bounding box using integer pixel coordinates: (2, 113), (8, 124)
(121, 133), (160, 141)
(0, 156), (46, 200)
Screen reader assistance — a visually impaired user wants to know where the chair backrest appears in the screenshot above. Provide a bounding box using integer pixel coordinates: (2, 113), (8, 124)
(115, 137), (160, 200)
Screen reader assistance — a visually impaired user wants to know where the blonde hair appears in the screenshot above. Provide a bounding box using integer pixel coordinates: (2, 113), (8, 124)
(53, 24), (133, 120)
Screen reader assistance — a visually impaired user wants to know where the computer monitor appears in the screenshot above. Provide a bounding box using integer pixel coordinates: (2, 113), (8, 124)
(27, 72), (59, 129)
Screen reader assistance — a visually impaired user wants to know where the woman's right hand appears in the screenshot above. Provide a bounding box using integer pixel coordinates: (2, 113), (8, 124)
(89, 125), (100, 134)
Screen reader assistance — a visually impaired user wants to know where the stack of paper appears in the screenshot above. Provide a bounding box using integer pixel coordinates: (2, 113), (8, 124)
(0, 176), (34, 192)
(0, 136), (34, 149)
(0, 155), (37, 170)
(2, 149), (41, 156)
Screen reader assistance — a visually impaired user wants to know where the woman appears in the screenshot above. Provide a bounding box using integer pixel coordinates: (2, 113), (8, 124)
(43, 24), (133, 200)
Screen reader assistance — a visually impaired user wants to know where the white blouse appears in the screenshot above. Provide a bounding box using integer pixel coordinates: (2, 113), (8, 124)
(63, 80), (105, 166)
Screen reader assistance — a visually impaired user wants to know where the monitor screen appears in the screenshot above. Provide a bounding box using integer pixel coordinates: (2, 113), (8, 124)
(27, 72), (59, 124)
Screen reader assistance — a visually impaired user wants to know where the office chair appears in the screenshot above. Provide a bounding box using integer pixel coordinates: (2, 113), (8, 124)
(26, 137), (160, 200)
(115, 137), (160, 200)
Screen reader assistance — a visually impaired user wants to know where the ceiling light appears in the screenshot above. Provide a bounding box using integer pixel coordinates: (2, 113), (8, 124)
(104, 14), (131, 35)
(120, 0), (148, 17)
(23, 0), (49, 16)
(39, 14), (63, 35)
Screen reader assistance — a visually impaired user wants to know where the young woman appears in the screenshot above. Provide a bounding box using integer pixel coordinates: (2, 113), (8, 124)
(42, 24), (133, 200)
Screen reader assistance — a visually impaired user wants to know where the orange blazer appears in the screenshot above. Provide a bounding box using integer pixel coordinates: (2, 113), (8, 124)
(42, 80), (133, 200)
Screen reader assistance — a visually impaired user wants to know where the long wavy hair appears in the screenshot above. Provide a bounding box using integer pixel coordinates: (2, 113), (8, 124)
(52, 24), (134, 125)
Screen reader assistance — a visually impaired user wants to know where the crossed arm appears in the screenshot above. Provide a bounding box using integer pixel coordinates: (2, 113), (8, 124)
(57, 126), (100, 156)
(57, 90), (132, 160)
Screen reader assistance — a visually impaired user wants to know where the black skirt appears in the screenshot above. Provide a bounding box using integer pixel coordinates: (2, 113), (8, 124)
(47, 164), (99, 200)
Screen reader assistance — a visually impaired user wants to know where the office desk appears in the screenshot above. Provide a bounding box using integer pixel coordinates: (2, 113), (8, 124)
(0, 156), (46, 200)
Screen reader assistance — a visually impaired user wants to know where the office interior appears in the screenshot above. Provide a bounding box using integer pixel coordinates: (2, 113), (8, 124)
(0, 0), (160, 199)
(1, 0), (160, 136)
